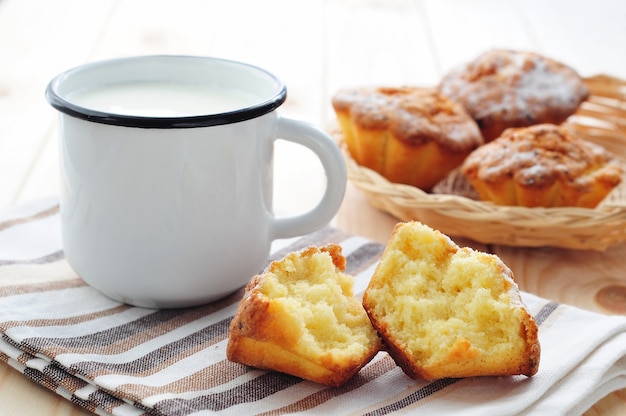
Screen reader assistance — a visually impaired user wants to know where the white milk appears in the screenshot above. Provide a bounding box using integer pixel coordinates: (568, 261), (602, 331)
(67, 81), (261, 117)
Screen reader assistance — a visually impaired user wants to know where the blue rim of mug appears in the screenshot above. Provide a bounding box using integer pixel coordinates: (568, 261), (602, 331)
(45, 55), (288, 129)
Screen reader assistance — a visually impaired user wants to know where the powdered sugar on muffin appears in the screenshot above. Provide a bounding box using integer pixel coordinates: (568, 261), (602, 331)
(461, 124), (623, 207)
(439, 49), (589, 142)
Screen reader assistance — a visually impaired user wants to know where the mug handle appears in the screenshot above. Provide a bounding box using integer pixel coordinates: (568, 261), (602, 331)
(272, 116), (347, 239)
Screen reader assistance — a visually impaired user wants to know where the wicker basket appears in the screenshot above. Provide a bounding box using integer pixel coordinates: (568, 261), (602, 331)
(340, 75), (626, 251)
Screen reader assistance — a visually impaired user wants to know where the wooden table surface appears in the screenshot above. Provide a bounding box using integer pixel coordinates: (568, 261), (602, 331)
(1, 0), (626, 414)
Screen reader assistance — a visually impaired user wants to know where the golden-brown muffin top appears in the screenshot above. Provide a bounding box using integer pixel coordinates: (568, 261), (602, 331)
(439, 49), (589, 124)
(332, 87), (483, 152)
(461, 124), (623, 189)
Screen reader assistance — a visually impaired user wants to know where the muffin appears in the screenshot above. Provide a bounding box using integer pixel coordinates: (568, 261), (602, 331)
(439, 49), (589, 142)
(332, 87), (483, 191)
(461, 124), (623, 208)
(362, 221), (540, 380)
(227, 244), (382, 387)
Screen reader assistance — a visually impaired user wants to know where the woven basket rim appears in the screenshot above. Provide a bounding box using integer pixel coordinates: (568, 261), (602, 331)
(344, 146), (626, 220)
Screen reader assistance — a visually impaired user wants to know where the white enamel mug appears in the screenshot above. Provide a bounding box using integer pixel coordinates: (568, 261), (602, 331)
(46, 55), (346, 308)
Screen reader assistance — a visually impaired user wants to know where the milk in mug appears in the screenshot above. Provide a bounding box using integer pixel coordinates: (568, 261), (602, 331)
(67, 81), (262, 117)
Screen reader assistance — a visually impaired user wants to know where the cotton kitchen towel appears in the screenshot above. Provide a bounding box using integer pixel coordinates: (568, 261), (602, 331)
(0, 197), (625, 416)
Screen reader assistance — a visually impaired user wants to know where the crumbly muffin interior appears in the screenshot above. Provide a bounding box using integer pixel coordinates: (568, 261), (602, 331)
(261, 248), (380, 358)
(365, 223), (527, 368)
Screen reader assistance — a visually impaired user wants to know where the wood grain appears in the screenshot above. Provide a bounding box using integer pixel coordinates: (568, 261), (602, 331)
(493, 243), (626, 315)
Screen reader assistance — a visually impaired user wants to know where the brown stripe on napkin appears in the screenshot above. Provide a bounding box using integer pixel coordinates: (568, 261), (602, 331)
(69, 396), (99, 414)
(43, 362), (89, 392)
(257, 355), (398, 416)
(363, 378), (461, 416)
(0, 204), (59, 232)
(86, 389), (140, 416)
(146, 356), (396, 415)
(20, 287), (244, 357)
(120, 359), (250, 402)
(25, 361), (140, 415)
(0, 277), (85, 298)
(15, 350), (36, 366)
(1, 304), (130, 333)
(24, 365), (65, 394)
(71, 317), (232, 379)
(153, 372), (304, 415)
(40, 363), (131, 415)
(69, 393), (106, 415)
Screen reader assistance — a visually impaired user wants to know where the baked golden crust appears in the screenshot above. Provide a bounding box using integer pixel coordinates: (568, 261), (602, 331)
(439, 49), (589, 142)
(227, 245), (382, 387)
(362, 221), (540, 380)
(461, 124), (623, 207)
(332, 87), (483, 190)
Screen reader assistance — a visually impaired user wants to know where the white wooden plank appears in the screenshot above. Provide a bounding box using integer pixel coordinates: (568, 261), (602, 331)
(12, 129), (60, 205)
(325, 0), (439, 91)
(86, 0), (223, 59)
(422, 0), (537, 74)
(518, 0), (626, 79)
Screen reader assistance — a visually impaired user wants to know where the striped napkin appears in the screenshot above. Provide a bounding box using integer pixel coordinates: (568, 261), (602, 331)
(1, 197), (626, 416)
